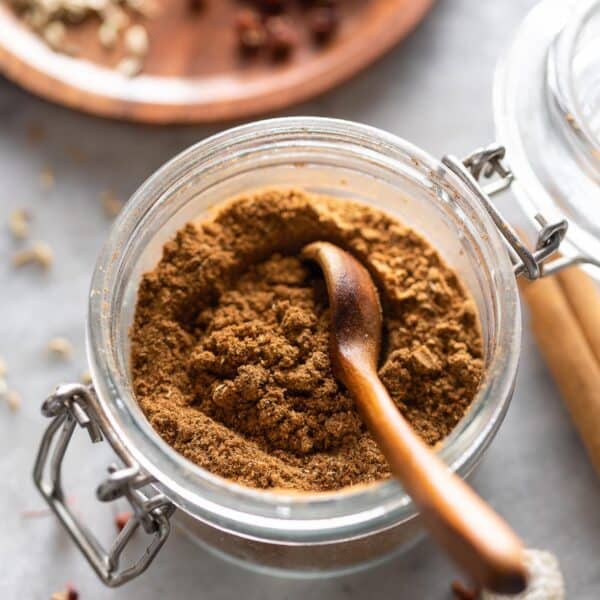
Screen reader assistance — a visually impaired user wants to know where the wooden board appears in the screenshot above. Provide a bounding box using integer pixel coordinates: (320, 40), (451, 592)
(0, 0), (435, 124)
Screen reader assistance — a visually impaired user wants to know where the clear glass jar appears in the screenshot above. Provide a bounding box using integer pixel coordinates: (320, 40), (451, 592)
(79, 117), (522, 578)
(494, 0), (600, 272)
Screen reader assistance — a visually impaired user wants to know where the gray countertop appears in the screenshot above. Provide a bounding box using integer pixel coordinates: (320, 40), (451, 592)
(2, 1), (600, 598)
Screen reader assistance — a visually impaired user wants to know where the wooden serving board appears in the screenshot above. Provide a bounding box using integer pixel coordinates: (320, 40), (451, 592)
(0, 0), (434, 124)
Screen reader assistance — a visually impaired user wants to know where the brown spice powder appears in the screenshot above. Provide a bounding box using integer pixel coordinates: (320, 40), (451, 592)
(131, 188), (483, 492)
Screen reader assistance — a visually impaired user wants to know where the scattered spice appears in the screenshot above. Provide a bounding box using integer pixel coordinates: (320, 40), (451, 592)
(12, 242), (54, 270)
(9, 208), (31, 240)
(80, 370), (92, 385)
(0, 356), (6, 378)
(7, 0), (151, 61)
(0, 378), (7, 397)
(6, 390), (22, 412)
(47, 337), (73, 360)
(39, 166), (55, 189)
(50, 584), (79, 600)
(452, 580), (481, 600)
(308, 5), (339, 43)
(21, 506), (52, 519)
(26, 122), (45, 144)
(65, 144), (87, 164)
(100, 189), (123, 218)
(131, 188), (483, 492)
(115, 511), (133, 532)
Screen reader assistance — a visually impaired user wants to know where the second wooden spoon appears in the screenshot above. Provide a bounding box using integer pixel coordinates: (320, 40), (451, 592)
(302, 241), (527, 595)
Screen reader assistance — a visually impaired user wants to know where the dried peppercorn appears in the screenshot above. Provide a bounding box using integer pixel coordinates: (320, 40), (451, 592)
(255, 0), (284, 13)
(265, 16), (298, 59)
(115, 511), (133, 532)
(308, 5), (339, 43)
(235, 9), (266, 52)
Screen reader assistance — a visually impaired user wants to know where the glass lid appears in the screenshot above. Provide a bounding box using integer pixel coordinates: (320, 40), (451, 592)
(494, 0), (600, 271)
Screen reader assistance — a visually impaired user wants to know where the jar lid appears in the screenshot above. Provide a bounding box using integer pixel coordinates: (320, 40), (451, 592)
(494, 0), (600, 269)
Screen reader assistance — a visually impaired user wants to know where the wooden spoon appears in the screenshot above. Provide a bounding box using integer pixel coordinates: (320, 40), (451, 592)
(301, 241), (527, 595)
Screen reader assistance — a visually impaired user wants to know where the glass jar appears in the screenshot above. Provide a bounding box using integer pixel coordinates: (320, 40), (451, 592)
(33, 117), (575, 587)
(494, 0), (600, 272)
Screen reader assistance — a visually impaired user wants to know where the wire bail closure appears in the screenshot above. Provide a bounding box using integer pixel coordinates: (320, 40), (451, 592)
(442, 144), (574, 280)
(33, 383), (175, 587)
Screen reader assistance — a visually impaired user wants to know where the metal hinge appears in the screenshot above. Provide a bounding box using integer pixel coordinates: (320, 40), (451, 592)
(33, 383), (175, 587)
(442, 144), (570, 280)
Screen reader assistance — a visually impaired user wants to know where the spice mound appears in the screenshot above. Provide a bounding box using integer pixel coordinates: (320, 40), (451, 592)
(131, 188), (483, 492)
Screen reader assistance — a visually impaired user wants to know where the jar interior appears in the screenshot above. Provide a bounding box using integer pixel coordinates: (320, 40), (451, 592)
(89, 119), (519, 543)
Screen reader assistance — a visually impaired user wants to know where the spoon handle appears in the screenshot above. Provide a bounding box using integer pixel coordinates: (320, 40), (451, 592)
(347, 365), (527, 594)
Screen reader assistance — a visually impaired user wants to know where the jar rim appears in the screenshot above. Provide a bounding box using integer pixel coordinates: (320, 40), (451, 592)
(86, 117), (521, 544)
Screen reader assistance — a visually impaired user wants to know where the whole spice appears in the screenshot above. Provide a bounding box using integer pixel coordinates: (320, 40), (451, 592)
(452, 581), (481, 600)
(115, 511), (133, 532)
(308, 5), (339, 43)
(51, 584), (79, 600)
(124, 24), (149, 57)
(481, 549), (564, 599)
(265, 16), (298, 59)
(131, 188), (483, 492)
(6, 389), (22, 412)
(8, 209), (30, 240)
(12, 242), (53, 270)
(40, 166), (55, 189)
(235, 9), (266, 53)
(47, 337), (73, 360)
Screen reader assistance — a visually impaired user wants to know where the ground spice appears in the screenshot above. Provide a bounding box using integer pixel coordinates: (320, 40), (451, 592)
(131, 188), (483, 492)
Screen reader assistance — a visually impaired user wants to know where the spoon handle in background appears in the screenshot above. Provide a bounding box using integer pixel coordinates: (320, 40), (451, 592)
(346, 363), (527, 595)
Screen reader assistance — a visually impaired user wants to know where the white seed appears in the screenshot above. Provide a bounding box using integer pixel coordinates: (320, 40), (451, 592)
(80, 370), (92, 385)
(124, 24), (148, 57)
(102, 4), (129, 31)
(9, 209), (31, 240)
(126, 0), (157, 17)
(0, 379), (7, 397)
(0, 357), (6, 379)
(116, 55), (142, 77)
(98, 20), (118, 48)
(12, 241), (54, 270)
(43, 20), (66, 49)
(47, 336), (73, 360)
(6, 390), (21, 412)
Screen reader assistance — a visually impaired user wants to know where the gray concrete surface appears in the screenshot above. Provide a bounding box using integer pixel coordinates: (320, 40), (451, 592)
(2, 1), (600, 598)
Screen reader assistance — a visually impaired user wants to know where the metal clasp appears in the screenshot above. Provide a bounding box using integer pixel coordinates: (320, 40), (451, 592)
(33, 383), (175, 587)
(443, 144), (569, 280)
